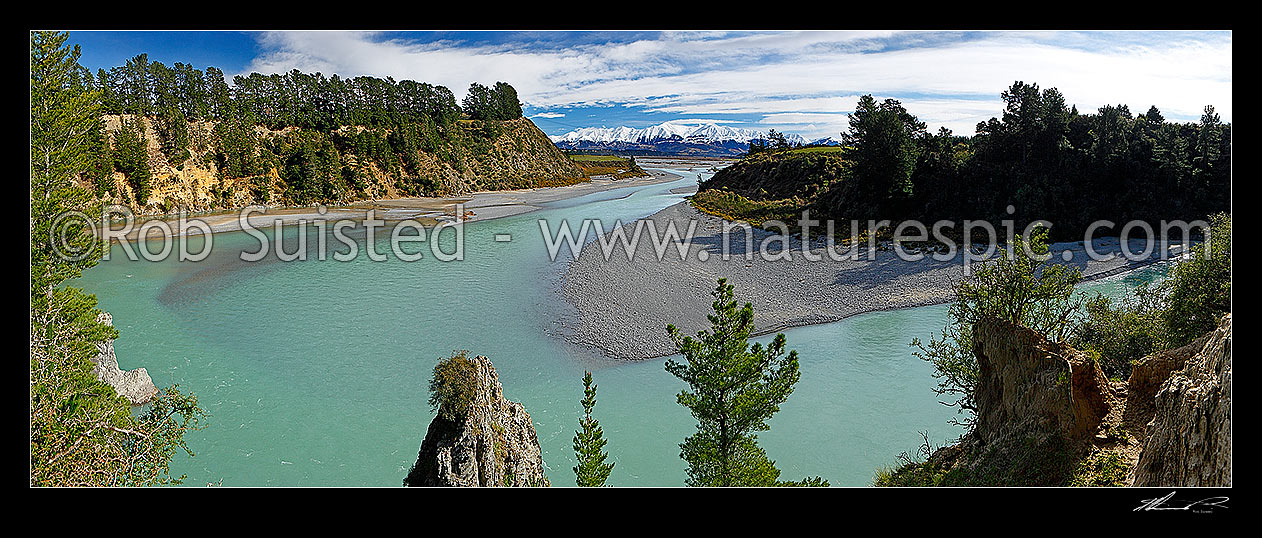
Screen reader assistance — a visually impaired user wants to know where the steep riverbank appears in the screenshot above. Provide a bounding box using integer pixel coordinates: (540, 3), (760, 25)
(874, 313), (1231, 487)
(562, 201), (1178, 360)
(95, 116), (588, 214)
(108, 169), (682, 240)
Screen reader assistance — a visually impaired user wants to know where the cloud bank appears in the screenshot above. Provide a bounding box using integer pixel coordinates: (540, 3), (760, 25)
(243, 30), (1232, 139)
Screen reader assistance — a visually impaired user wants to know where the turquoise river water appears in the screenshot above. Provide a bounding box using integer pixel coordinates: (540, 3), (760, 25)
(74, 169), (1165, 486)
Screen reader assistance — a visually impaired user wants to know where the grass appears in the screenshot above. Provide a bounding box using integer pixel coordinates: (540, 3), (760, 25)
(872, 434), (1098, 487)
(690, 188), (880, 247)
(873, 461), (958, 487)
(789, 145), (847, 154)
(568, 154), (650, 179)
(689, 189), (801, 228)
(1069, 451), (1131, 487)
(530, 175), (591, 188)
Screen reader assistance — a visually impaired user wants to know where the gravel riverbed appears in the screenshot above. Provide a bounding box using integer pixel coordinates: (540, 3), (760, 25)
(560, 201), (1175, 360)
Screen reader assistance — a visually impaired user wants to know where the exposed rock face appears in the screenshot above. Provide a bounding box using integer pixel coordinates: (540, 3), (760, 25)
(404, 356), (550, 487)
(903, 315), (1231, 487)
(1132, 314), (1232, 487)
(1124, 330), (1213, 432)
(904, 318), (1116, 485)
(972, 318), (1113, 447)
(100, 115), (585, 214)
(91, 312), (158, 405)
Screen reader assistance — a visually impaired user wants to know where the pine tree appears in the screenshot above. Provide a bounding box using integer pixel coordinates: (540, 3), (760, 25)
(839, 95), (926, 218)
(30, 31), (205, 487)
(87, 119), (113, 198)
(30, 30), (105, 292)
(112, 117), (151, 205)
(573, 371), (614, 487)
(665, 279), (826, 487)
(492, 81), (522, 119)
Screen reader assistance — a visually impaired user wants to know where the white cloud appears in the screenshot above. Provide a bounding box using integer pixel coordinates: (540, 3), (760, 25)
(530, 112), (565, 118)
(659, 118), (742, 125)
(242, 30), (1231, 137)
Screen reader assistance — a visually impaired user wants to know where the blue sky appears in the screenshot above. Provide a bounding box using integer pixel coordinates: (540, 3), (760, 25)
(66, 30), (1232, 140)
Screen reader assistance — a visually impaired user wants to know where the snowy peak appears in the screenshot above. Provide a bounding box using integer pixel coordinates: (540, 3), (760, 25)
(550, 121), (818, 157)
(554, 125), (641, 144)
(638, 122), (692, 141)
(550, 121), (806, 146)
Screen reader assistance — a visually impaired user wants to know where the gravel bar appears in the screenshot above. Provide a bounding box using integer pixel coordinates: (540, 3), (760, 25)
(560, 201), (1175, 360)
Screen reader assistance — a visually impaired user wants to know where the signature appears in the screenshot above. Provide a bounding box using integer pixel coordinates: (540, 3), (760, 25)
(1135, 491), (1229, 513)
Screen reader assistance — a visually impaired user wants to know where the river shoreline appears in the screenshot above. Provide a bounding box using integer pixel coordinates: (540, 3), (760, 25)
(108, 169), (685, 241)
(561, 201), (1180, 361)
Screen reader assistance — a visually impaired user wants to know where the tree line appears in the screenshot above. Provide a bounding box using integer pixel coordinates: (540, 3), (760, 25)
(91, 54), (524, 130)
(746, 128), (798, 155)
(822, 82), (1230, 239)
(80, 53), (527, 206)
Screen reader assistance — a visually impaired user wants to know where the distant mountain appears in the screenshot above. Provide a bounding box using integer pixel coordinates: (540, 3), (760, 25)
(809, 136), (843, 146)
(550, 122), (812, 157)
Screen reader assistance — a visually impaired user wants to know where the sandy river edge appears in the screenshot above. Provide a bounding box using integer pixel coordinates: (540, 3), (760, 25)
(106, 169), (686, 241)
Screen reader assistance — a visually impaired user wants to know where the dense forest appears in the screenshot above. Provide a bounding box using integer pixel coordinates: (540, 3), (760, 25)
(72, 53), (580, 211)
(92, 55), (522, 128)
(701, 82), (1231, 240)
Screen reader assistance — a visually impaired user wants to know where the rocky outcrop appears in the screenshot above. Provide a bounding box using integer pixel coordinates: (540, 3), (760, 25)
(404, 356), (549, 487)
(892, 314), (1231, 487)
(1124, 329), (1214, 432)
(91, 312), (158, 405)
(1132, 315), (1232, 487)
(895, 318), (1117, 486)
(972, 318), (1113, 447)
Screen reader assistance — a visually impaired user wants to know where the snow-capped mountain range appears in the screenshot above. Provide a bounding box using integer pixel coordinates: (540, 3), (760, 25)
(551, 122), (805, 145)
(549, 121), (837, 156)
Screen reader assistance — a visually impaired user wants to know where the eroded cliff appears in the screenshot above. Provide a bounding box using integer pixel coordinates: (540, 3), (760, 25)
(94, 116), (586, 214)
(1131, 314), (1231, 487)
(880, 314), (1231, 487)
(404, 356), (549, 487)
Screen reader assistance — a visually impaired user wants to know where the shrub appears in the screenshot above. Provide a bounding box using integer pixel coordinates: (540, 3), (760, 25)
(1071, 213), (1230, 378)
(1162, 212), (1231, 345)
(912, 226), (1082, 428)
(1070, 451), (1130, 487)
(1073, 284), (1169, 379)
(428, 350), (478, 420)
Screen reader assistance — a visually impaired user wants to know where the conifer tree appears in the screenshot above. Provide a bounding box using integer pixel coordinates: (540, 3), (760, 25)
(31, 30), (103, 291)
(112, 117), (151, 205)
(30, 31), (205, 487)
(573, 371), (613, 487)
(666, 279), (827, 487)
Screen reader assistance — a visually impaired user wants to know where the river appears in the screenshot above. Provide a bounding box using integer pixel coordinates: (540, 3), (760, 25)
(74, 168), (1165, 486)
